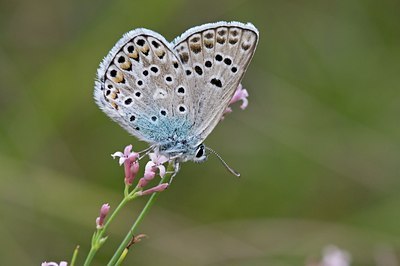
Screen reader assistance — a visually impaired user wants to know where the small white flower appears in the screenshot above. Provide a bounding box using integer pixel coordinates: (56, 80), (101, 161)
(41, 261), (68, 266)
(322, 245), (351, 266)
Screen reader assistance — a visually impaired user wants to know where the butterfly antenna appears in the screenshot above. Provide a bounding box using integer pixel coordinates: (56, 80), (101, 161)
(206, 147), (241, 177)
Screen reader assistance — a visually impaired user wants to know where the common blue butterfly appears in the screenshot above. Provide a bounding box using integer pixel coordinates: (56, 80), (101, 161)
(94, 21), (259, 174)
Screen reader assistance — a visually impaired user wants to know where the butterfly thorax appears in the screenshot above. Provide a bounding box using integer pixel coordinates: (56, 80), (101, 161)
(156, 139), (199, 162)
(151, 121), (202, 162)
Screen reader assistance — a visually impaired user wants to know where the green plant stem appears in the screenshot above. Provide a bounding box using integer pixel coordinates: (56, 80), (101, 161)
(83, 186), (139, 266)
(70, 245), (79, 266)
(107, 162), (174, 266)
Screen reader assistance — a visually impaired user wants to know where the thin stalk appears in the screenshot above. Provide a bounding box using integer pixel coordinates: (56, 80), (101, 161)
(107, 162), (174, 266)
(70, 245), (79, 266)
(83, 186), (139, 266)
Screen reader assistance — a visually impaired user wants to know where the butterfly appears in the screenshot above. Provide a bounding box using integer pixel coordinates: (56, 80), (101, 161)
(94, 21), (259, 174)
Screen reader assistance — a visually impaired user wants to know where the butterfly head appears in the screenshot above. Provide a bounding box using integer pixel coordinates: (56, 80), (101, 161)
(193, 143), (207, 163)
(160, 142), (208, 163)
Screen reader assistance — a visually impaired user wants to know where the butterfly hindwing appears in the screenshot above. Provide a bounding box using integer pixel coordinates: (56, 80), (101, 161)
(172, 21), (259, 141)
(94, 29), (193, 143)
(94, 22), (258, 160)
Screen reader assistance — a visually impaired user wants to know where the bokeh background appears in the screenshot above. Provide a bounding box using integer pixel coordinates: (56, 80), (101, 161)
(1, 0), (400, 265)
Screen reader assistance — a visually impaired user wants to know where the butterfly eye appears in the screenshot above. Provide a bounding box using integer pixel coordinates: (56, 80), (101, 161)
(194, 144), (206, 162)
(196, 147), (204, 158)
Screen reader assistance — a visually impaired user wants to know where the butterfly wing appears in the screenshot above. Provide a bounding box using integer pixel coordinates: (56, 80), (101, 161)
(94, 29), (194, 144)
(172, 21), (259, 142)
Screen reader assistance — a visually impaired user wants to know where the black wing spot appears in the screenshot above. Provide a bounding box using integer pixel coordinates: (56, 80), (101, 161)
(124, 98), (132, 105)
(205, 60), (212, 68)
(118, 56), (125, 63)
(231, 67), (237, 73)
(215, 54), (223, 61)
(210, 78), (222, 88)
(194, 66), (203, 75)
(151, 116), (157, 121)
(151, 40), (160, 48)
(160, 110), (167, 116)
(143, 70), (149, 76)
(150, 66), (159, 73)
(136, 39), (145, 46)
(223, 58), (232, 65)
(178, 105), (186, 113)
(177, 87), (185, 94)
(130, 115), (136, 121)
(186, 70), (192, 76)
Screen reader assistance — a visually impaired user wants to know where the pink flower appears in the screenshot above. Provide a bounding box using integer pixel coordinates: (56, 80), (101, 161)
(138, 183), (169, 196)
(111, 145), (138, 165)
(125, 160), (139, 185)
(95, 203), (110, 229)
(41, 262), (68, 266)
(111, 145), (140, 185)
(221, 84), (249, 120)
(145, 153), (169, 178)
(138, 153), (169, 189)
(229, 84), (249, 110)
(137, 169), (155, 188)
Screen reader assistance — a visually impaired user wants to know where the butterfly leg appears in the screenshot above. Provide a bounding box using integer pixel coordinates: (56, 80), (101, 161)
(138, 145), (155, 160)
(166, 160), (180, 185)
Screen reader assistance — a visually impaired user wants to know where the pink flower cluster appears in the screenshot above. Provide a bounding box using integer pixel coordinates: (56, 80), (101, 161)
(112, 146), (169, 195)
(111, 145), (139, 186)
(222, 84), (249, 120)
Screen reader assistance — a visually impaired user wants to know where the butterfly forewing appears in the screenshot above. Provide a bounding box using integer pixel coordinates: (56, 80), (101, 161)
(95, 29), (193, 143)
(172, 22), (259, 141)
(95, 22), (258, 160)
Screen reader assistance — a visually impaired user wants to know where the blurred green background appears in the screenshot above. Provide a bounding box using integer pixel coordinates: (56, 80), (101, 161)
(1, 0), (400, 265)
